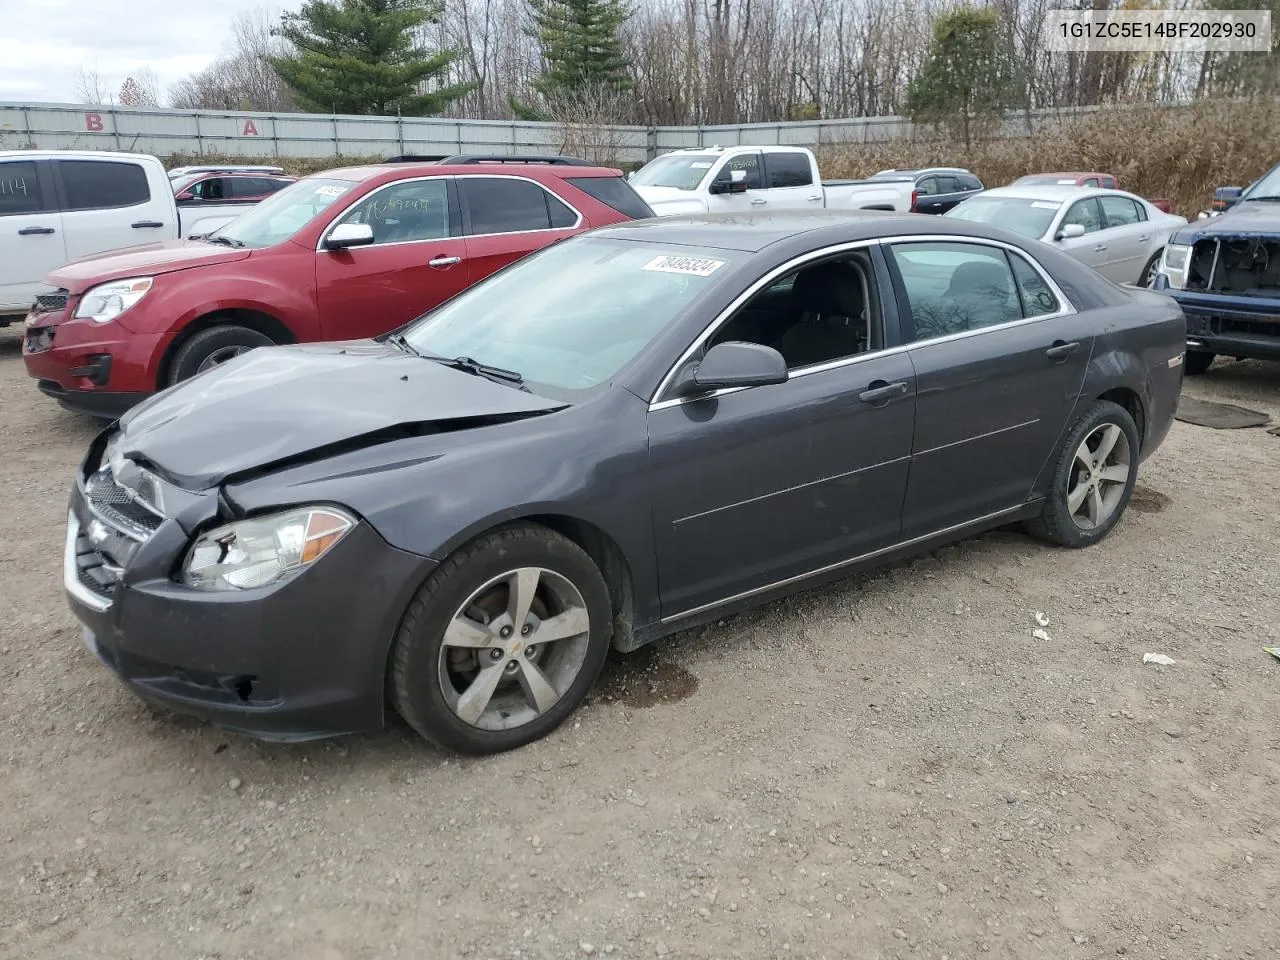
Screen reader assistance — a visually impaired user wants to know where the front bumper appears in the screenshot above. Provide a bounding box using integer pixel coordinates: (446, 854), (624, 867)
(1153, 279), (1280, 361)
(23, 307), (167, 416)
(64, 473), (433, 741)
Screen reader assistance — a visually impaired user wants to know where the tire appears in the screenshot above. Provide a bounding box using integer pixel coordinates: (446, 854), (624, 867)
(168, 324), (274, 386)
(1137, 251), (1161, 287)
(1026, 400), (1140, 548)
(1183, 351), (1216, 376)
(391, 524), (613, 755)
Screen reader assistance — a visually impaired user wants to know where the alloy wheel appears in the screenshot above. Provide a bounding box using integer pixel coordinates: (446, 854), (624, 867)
(1066, 422), (1132, 530)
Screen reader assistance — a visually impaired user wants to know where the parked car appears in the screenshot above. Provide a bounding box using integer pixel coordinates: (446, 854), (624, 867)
(167, 164), (286, 180)
(62, 210), (1184, 754)
(629, 146), (916, 215)
(946, 185), (1187, 286)
(1011, 172), (1173, 214)
(869, 167), (984, 214)
(171, 171), (298, 239)
(23, 156), (655, 417)
(0, 150), (177, 325)
(1151, 158), (1280, 374)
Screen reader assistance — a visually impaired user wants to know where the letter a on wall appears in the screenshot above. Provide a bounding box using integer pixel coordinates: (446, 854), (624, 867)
(242, 119), (259, 136)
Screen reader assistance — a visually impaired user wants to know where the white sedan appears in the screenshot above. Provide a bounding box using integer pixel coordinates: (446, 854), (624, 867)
(945, 185), (1187, 286)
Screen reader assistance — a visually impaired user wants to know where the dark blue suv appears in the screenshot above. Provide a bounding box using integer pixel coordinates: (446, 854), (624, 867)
(870, 167), (985, 214)
(1151, 159), (1280, 374)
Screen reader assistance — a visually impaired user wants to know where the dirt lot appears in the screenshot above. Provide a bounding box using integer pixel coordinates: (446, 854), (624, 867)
(1, 325), (1278, 960)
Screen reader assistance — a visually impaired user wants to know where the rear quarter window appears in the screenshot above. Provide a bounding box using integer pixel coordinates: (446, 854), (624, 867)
(565, 176), (655, 220)
(58, 160), (151, 211)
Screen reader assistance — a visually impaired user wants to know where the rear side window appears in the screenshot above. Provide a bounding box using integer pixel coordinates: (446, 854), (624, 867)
(229, 177), (279, 199)
(1099, 195), (1144, 227)
(566, 176), (654, 220)
(959, 174), (983, 191)
(0, 160), (45, 216)
(460, 177), (578, 235)
(935, 175), (961, 193)
(765, 152), (814, 188)
(58, 160), (150, 211)
(888, 241), (1023, 341)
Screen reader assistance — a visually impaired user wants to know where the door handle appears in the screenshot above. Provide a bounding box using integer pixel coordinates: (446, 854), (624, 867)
(806, 195), (822, 202)
(1045, 340), (1081, 361)
(131, 220), (164, 229)
(749, 198), (767, 206)
(1093, 244), (1107, 252)
(18, 226), (55, 236)
(1137, 235), (1150, 242)
(857, 380), (909, 404)
(428, 255), (462, 268)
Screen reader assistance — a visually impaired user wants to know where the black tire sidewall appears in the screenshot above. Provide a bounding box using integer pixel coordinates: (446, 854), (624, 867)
(392, 526), (613, 755)
(170, 326), (273, 385)
(1036, 400), (1141, 548)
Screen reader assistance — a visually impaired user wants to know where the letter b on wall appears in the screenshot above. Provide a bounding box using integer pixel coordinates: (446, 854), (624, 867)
(85, 112), (104, 132)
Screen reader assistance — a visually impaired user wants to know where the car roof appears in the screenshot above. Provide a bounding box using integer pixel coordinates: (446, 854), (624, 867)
(590, 209), (1037, 253)
(874, 167), (971, 177)
(310, 162), (624, 183)
(968, 184), (1134, 203)
(0, 149), (159, 163)
(1016, 171), (1110, 181)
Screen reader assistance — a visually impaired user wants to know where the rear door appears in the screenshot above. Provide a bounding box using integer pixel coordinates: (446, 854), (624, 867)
(883, 239), (1094, 537)
(760, 151), (822, 210)
(1053, 197), (1123, 278)
(459, 175), (582, 280)
(1097, 195), (1150, 283)
(315, 175), (471, 341)
(54, 158), (171, 261)
(0, 157), (65, 314)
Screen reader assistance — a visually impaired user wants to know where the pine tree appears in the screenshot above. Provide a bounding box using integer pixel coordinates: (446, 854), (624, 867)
(527, 0), (633, 102)
(269, 0), (473, 115)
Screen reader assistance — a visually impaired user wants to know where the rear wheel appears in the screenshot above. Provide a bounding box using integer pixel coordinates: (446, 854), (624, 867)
(1183, 351), (1216, 376)
(1027, 400), (1140, 548)
(168, 325), (273, 385)
(391, 524), (613, 755)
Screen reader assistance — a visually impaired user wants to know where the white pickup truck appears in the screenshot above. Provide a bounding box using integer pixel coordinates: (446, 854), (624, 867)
(629, 145), (916, 217)
(0, 150), (266, 323)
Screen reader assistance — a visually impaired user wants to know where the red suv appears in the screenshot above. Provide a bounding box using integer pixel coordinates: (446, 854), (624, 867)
(23, 156), (654, 417)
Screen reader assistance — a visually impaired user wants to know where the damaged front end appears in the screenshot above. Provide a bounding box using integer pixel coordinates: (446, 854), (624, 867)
(1184, 235), (1280, 298)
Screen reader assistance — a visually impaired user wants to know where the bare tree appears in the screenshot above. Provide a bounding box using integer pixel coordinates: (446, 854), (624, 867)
(170, 6), (296, 111)
(73, 66), (113, 105)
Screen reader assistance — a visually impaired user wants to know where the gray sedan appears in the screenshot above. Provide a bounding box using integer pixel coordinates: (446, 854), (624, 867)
(64, 211), (1186, 754)
(946, 185), (1188, 286)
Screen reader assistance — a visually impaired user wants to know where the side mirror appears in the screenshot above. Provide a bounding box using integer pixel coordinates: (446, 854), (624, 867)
(1212, 185), (1243, 212)
(680, 341), (788, 394)
(1057, 223), (1086, 240)
(324, 222), (375, 250)
(176, 191), (197, 202)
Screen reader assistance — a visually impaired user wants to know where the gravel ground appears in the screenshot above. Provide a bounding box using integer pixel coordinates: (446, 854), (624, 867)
(1, 325), (1278, 960)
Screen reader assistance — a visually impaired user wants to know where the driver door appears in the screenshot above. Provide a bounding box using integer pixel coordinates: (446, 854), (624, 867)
(705, 153), (765, 215)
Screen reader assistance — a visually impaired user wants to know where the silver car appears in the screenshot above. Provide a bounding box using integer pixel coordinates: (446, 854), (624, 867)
(946, 185), (1187, 286)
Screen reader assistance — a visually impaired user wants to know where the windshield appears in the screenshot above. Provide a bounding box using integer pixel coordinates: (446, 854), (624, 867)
(206, 177), (357, 248)
(630, 154), (718, 191)
(1243, 163), (1280, 200)
(946, 196), (1061, 239)
(401, 237), (738, 395)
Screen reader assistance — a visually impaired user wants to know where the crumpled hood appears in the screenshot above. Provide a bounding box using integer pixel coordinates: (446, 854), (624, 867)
(1177, 201), (1280, 241)
(631, 185), (709, 217)
(116, 340), (566, 490)
(49, 241), (252, 294)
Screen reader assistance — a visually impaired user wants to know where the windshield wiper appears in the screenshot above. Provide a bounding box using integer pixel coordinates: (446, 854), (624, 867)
(385, 332), (421, 357)
(434, 355), (527, 387)
(1245, 195), (1280, 202)
(202, 235), (245, 248)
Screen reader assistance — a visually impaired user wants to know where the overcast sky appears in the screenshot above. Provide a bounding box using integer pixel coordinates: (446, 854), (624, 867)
(0, 0), (296, 105)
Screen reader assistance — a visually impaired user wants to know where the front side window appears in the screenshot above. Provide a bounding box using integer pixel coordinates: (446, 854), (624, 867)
(208, 176), (357, 249)
(708, 253), (880, 370)
(336, 179), (450, 244)
(916, 177), (939, 196)
(189, 177), (225, 201)
(765, 152), (814, 189)
(460, 177), (576, 235)
(58, 160), (150, 210)
(1061, 198), (1104, 234)
(0, 160), (44, 216)
(402, 237), (740, 395)
(889, 241), (1023, 341)
(722, 154), (763, 190)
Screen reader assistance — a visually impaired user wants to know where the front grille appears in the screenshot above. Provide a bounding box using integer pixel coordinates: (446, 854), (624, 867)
(85, 468), (163, 539)
(34, 289), (69, 313)
(74, 528), (119, 600)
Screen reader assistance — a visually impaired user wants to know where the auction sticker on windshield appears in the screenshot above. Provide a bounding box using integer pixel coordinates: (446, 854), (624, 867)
(1032, 201), (1060, 209)
(315, 185), (347, 197)
(643, 255), (726, 277)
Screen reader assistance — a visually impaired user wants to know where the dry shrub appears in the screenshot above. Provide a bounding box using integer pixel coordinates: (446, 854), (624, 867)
(816, 100), (1280, 217)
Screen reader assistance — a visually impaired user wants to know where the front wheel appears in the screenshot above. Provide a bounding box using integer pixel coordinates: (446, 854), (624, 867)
(1027, 400), (1140, 548)
(168, 325), (274, 386)
(391, 524), (613, 755)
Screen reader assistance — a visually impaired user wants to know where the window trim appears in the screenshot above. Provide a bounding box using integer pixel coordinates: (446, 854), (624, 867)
(880, 236), (1076, 348)
(53, 158), (152, 214)
(316, 175), (461, 251)
(456, 173), (583, 239)
(0, 157), (53, 217)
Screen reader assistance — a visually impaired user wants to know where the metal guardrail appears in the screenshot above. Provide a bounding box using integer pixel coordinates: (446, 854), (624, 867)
(0, 100), (1118, 163)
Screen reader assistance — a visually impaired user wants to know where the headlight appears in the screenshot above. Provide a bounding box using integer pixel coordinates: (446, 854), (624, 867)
(1159, 244), (1190, 289)
(181, 507), (355, 591)
(74, 277), (154, 323)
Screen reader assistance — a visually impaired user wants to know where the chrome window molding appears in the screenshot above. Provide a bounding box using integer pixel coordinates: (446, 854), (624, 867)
(647, 235), (1078, 412)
